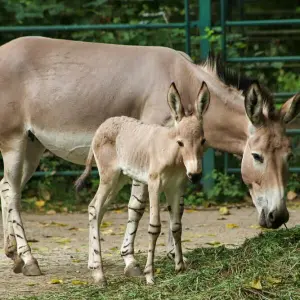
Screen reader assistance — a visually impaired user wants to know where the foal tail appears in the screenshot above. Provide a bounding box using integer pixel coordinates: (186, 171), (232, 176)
(75, 146), (94, 192)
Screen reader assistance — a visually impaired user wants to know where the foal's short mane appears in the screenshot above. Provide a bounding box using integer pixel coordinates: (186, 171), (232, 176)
(202, 52), (276, 118)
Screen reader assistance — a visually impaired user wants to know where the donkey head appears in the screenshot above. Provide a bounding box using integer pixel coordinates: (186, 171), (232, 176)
(167, 81), (210, 184)
(242, 83), (300, 229)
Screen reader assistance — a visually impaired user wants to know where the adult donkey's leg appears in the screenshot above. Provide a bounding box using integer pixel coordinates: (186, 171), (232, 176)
(2, 136), (45, 275)
(121, 181), (148, 277)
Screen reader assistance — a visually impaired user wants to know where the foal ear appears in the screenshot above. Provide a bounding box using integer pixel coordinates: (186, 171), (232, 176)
(195, 81), (210, 119)
(167, 82), (184, 123)
(280, 93), (300, 124)
(244, 82), (264, 127)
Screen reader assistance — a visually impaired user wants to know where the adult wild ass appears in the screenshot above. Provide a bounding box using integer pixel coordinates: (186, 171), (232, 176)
(75, 82), (210, 285)
(0, 37), (299, 277)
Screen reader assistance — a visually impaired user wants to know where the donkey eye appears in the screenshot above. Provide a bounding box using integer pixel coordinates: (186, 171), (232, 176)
(177, 140), (184, 147)
(201, 138), (206, 146)
(252, 153), (264, 163)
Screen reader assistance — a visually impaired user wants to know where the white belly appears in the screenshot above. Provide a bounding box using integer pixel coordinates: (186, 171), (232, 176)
(32, 128), (94, 165)
(120, 163), (149, 184)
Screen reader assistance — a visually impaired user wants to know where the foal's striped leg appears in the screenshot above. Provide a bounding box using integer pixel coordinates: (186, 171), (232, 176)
(167, 195), (185, 260)
(121, 181), (147, 277)
(165, 187), (186, 273)
(144, 175), (161, 285)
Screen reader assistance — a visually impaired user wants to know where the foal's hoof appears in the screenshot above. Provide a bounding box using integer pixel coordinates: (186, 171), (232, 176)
(124, 262), (143, 277)
(13, 256), (24, 274)
(22, 259), (42, 276)
(92, 270), (107, 288)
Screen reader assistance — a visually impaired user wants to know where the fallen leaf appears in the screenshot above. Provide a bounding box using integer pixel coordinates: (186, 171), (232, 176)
(226, 223), (239, 229)
(113, 209), (123, 214)
(46, 210), (56, 215)
(72, 280), (87, 285)
(217, 217), (227, 220)
(219, 207), (230, 215)
(35, 200), (45, 208)
(287, 191), (297, 201)
(185, 209), (196, 213)
(100, 221), (112, 228)
(249, 278), (262, 290)
(72, 259), (81, 263)
(182, 239), (192, 243)
(54, 238), (71, 245)
(250, 224), (262, 229)
(69, 227), (79, 231)
(26, 282), (36, 286)
(206, 241), (223, 247)
(49, 279), (63, 284)
(110, 247), (119, 252)
(155, 268), (161, 274)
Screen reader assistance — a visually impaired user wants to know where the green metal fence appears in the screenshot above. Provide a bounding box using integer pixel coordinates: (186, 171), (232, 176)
(220, 0), (300, 174)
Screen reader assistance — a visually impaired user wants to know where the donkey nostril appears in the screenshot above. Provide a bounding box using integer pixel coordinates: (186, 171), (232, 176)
(268, 211), (275, 222)
(187, 172), (192, 178)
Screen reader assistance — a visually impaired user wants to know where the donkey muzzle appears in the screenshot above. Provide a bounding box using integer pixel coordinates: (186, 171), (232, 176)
(259, 207), (289, 229)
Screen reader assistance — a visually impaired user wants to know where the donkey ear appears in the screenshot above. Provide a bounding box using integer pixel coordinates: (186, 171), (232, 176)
(195, 81), (210, 119)
(167, 82), (184, 122)
(244, 82), (264, 127)
(280, 93), (300, 124)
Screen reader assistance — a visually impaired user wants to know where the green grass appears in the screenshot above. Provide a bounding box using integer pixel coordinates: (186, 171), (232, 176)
(16, 227), (300, 300)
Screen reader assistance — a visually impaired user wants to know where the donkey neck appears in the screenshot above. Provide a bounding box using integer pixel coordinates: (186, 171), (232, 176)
(192, 65), (249, 155)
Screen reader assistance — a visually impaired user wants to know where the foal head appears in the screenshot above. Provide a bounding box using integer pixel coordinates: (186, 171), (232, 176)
(167, 81), (210, 183)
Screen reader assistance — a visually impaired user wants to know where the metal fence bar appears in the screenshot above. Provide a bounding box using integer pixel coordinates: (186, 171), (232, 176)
(0, 21), (203, 33)
(227, 56), (300, 63)
(220, 0), (227, 61)
(184, 0), (191, 56)
(226, 19), (300, 27)
(199, 0), (214, 192)
(0, 170), (99, 177)
(228, 167), (300, 174)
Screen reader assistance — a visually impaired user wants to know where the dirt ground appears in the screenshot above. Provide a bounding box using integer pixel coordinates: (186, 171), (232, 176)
(1, 205), (300, 299)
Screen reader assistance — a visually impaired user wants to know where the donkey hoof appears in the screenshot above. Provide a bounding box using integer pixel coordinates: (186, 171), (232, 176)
(124, 262), (143, 277)
(92, 270), (107, 287)
(13, 256), (24, 274)
(175, 262), (186, 273)
(145, 276), (155, 285)
(22, 259), (42, 276)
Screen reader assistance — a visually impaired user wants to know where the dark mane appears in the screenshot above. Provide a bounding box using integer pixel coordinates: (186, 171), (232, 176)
(203, 51), (276, 117)
(203, 51), (255, 94)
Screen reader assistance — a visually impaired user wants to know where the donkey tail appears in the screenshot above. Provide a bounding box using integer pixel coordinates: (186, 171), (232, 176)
(75, 146), (94, 192)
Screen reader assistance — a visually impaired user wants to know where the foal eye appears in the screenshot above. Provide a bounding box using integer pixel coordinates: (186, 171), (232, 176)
(201, 138), (206, 146)
(177, 140), (184, 147)
(252, 153), (264, 163)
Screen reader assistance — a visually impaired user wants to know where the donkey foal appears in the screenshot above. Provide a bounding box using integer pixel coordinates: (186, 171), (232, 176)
(75, 82), (210, 286)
